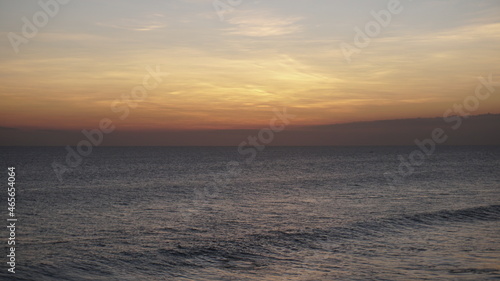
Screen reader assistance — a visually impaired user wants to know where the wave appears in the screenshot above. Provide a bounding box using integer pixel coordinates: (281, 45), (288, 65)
(153, 205), (500, 266)
(7, 205), (498, 280)
(397, 204), (500, 224)
(354, 204), (500, 235)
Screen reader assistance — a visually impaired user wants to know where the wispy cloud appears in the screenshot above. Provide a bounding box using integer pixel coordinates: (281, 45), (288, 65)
(97, 14), (167, 31)
(226, 11), (303, 37)
(1, 1), (499, 132)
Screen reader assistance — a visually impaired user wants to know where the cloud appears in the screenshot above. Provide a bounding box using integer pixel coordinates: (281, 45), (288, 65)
(1, 114), (499, 146)
(226, 10), (303, 37)
(97, 14), (167, 31)
(0, 127), (18, 132)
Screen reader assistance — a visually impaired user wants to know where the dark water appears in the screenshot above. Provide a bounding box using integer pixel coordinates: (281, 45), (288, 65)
(1, 146), (499, 280)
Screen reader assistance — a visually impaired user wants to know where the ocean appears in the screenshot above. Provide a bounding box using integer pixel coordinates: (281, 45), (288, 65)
(1, 146), (499, 280)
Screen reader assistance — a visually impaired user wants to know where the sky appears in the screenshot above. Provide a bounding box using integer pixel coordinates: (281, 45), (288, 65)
(0, 0), (499, 145)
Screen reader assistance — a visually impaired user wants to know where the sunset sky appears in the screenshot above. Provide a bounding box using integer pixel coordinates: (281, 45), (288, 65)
(0, 0), (499, 145)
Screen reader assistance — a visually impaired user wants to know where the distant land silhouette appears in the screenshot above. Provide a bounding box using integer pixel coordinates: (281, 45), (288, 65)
(1, 113), (499, 146)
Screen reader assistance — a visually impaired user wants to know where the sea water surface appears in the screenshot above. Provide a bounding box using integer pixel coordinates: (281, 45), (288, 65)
(1, 146), (499, 280)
